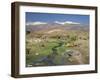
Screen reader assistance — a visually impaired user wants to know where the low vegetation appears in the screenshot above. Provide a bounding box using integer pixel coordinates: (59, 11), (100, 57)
(26, 29), (89, 67)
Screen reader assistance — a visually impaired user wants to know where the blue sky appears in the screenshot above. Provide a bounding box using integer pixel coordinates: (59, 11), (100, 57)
(26, 12), (90, 25)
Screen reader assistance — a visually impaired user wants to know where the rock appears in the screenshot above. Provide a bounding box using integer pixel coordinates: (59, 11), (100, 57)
(35, 53), (39, 55)
(63, 49), (83, 64)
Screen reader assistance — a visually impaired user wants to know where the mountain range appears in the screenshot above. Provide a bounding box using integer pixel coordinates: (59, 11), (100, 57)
(26, 21), (89, 32)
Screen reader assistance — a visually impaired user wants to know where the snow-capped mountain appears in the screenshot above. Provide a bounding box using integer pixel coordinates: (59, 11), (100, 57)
(26, 21), (89, 32)
(26, 21), (47, 26)
(54, 21), (80, 25)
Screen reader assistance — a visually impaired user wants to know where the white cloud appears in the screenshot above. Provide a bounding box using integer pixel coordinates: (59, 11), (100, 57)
(54, 21), (80, 25)
(26, 21), (47, 25)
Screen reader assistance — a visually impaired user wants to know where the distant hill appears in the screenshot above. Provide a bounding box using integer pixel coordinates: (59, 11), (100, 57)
(26, 22), (89, 32)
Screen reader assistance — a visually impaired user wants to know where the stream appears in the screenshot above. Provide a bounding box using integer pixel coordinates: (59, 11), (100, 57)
(32, 41), (64, 66)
